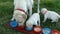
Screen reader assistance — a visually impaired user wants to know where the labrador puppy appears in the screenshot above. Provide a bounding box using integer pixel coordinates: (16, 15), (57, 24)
(11, 0), (34, 26)
(41, 8), (60, 22)
(14, 0), (34, 16)
(26, 13), (40, 28)
(26, 0), (40, 28)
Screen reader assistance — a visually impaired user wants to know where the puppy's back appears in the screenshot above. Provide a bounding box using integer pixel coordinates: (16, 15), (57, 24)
(27, 13), (39, 22)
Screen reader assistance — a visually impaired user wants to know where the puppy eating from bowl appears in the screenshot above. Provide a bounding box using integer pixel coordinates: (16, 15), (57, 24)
(26, 13), (40, 29)
(26, 0), (40, 29)
(41, 8), (60, 22)
(11, 0), (34, 26)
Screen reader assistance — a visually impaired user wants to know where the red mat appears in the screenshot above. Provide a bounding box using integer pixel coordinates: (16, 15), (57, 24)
(7, 22), (42, 34)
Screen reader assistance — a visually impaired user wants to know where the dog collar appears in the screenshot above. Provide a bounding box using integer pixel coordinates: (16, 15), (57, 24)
(15, 9), (26, 14)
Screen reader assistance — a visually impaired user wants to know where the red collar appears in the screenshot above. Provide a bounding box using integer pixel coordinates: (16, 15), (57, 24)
(16, 9), (25, 13)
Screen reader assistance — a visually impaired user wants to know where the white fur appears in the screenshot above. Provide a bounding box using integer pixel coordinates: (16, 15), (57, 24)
(41, 8), (60, 22)
(11, 0), (34, 26)
(11, 10), (27, 26)
(26, 0), (40, 27)
(26, 0), (34, 16)
(14, 0), (34, 16)
(26, 13), (40, 28)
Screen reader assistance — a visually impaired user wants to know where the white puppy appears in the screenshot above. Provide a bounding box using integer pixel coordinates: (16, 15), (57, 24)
(14, 0), (34, 16)
(41, 8), (60, 22)
(26, 0), (40, 28)
(11, 0), (34, 26)
(26, 13), (40, 28)
(11, 10), (27, 26)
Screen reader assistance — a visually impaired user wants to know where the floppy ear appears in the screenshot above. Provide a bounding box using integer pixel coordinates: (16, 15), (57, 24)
(22, 14), (27, 19)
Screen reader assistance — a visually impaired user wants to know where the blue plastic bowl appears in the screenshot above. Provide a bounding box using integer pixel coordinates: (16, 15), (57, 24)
(42, 28), (51, 34)
(10, 21), (18, 28)
(26, 27), (33, 31)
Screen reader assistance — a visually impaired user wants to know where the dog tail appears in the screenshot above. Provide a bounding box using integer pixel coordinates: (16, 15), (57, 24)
(37, 0), (40, 13)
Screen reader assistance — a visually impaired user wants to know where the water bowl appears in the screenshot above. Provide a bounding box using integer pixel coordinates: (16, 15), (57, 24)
(26, 26), (33, 31)
(10, 21), (18, 28)
(42, 28), (51, 34)
(34, 26), (42, 33)
(51, 29), (60, 34)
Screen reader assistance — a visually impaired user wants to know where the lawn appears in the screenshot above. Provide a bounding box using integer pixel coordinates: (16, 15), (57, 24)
(0, 0), (60, 34)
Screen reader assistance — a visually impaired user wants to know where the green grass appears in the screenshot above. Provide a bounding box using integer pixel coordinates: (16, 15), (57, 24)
(0, 0), (60, 34)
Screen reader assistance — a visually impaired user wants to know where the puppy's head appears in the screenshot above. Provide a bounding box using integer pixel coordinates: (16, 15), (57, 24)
(26, 21), (33, 27)
(41, 8), (48, 14)
(14, 10), (27, 22)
